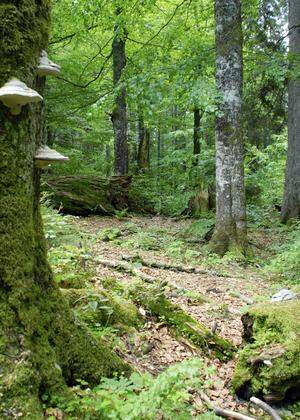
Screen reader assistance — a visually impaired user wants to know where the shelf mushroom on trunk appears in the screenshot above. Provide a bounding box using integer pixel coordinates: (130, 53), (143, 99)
(0, 78), (43, 115)
(35, 145), (69, 168)
(37, 50), (61, 77)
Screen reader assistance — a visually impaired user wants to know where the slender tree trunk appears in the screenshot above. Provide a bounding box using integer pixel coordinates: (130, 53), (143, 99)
(111, 14), (128, 176)
(281, 0), (300, 223)
(193, 108), (201, 165)
(210, 0), (247, 256)
(137, 112), (150, 171)
(157, 129), (162, 166)
(0, 2), (128, 416)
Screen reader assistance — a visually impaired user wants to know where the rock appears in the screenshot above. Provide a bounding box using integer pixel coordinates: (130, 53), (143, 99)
(271, 289), (297, 302)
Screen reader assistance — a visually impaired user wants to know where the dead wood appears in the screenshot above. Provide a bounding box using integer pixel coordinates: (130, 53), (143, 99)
(96, 258), (156, 283)
(200, 392), (255, 420)
(121, 254), (228, 278)
(250, 397), (282, 420)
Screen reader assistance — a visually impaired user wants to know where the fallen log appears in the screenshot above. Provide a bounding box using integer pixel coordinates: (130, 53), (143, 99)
(44, 175), (131, 216)
(98, 258), (207, 303)
(129, 282), (235, 360)
(96, 258), (156, 283)
(232, 300), (300, 403)
(44, 175), (155, 216)
(121, 254), (228, 278)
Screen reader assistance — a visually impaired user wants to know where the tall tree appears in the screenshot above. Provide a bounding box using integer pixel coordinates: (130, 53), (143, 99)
(111, 10), (129, 176)
(137, 112), (150, 171)
(210, 0), (247, 255)
(193, 108), (202, 165)
(0, 1), (127, 416)
(281, 0), (300, 222)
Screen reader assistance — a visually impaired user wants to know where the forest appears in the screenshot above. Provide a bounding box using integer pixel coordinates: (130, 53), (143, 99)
(0, 0), (299, 419)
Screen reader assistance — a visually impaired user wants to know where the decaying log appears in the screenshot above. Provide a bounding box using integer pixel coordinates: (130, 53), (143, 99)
(121, 254), (228, 278)
(44, 175), (156, 216)
(130, 282), (235, 360)
(232, 301), (300, 403)
(250, 397), (282, 420)
(96, 258), (156, 283)
(45, 175), (131, 216)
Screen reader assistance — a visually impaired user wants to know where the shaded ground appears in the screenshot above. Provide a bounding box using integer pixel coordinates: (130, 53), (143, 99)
(74, 215), (281, 417)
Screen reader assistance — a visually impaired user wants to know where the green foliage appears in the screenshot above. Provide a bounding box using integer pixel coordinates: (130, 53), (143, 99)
(61, 358), (217, 419)
(42, 203), (94, 287)
(264, 222), (300, 284)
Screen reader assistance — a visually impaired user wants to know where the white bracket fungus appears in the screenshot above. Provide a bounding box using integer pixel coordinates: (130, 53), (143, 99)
(0, 78), (43, 115)
(37, 50), (61, 77)
(35, 146), (69, 168)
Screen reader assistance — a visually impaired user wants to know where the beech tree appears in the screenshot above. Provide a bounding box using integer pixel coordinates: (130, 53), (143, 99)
(0, 2), (128, 417)
(210, 0), (247, 255)
(111, 11), (129, 176)
(281, 0), (300, 223)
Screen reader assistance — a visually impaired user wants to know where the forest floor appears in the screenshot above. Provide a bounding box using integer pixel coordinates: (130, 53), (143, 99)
(65, 214), (295, 418)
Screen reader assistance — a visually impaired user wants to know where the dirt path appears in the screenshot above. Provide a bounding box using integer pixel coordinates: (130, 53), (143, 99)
(76, 215), (272, 417)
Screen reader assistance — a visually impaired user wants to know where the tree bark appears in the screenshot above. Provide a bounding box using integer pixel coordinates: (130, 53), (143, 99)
(193, 108), (201, 164)
(137, 112), (150, 171)
(0, 2), (129, 416)
(281, 0), (300, 223)
(111, 12), (129, 176)
(210, 0), (247, 256)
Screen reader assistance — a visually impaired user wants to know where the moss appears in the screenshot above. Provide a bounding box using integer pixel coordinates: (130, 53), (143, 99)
(130, 282), (235, 360)
(232, 301), (300, 402)
(62, 288), (141, 329)
(0, 2), (131, 417)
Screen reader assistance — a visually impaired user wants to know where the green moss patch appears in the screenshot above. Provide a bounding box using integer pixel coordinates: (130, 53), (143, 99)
(232, 301), (300, 402)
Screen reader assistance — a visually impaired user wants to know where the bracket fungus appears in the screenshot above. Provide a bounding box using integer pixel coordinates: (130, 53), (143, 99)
(37, 50), (61, 77)
(35, 146), (69, 168)
(0, 78), (43, 115)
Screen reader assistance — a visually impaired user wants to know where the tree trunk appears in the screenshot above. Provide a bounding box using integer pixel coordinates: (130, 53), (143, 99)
(281, 0), (300, 223)
(193, 108), (201, 165)
(210, 0), (247, 256)
(137, 112), (150, 171)
(0, 3), (129, 416)
(111, 13), (129, 176)
(157, 129), (162, 165)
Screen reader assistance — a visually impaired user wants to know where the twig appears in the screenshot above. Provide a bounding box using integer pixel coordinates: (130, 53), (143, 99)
(250, 397), (282, 420)
(200, 392), (256, 420)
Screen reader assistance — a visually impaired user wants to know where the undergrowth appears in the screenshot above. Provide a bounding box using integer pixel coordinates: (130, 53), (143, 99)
(53, 358), (217, 420)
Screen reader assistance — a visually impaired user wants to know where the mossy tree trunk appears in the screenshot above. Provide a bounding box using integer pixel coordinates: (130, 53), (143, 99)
(281, 0), (300, 223)
(0, 2), (129, 418)
(210, 0), (247, 256)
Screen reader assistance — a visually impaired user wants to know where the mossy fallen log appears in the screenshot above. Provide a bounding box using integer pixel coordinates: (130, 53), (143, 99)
(232, 300), (300, 403)
(44, 175), (131, 216)
(61, 288), (141, 329)
(44, 175), (156, 216)
(129, 282), (235, 360)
